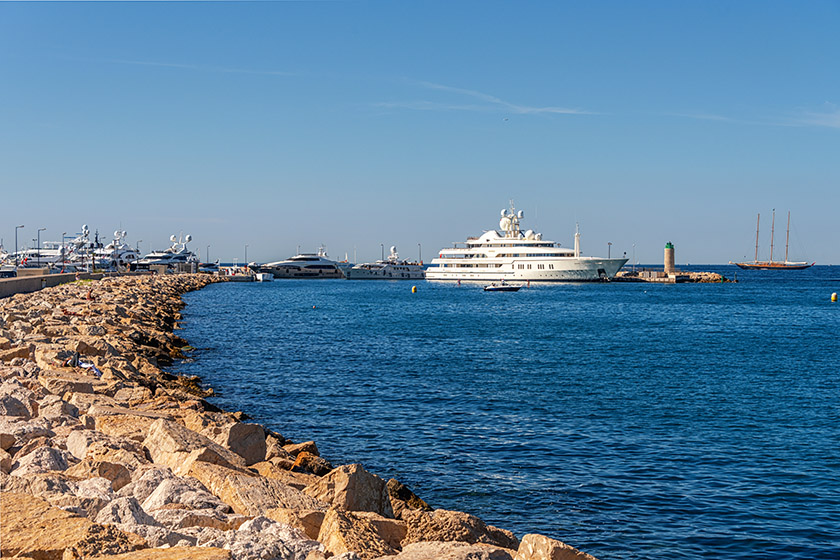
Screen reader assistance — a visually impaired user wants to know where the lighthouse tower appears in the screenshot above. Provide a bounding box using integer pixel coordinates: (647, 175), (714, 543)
(664, 242), (675, 274)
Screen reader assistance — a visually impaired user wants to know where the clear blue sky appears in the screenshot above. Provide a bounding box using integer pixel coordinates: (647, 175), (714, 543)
(2, 1), (838, 264)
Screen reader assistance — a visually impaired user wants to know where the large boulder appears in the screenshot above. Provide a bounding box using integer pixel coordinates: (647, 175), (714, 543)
(387, 479), (431, 518)
(65, 458), (132, 490)
(73, 548), (232, 560)
(0, 492), (145, 559)
(198, 515), (324, 560)
(95, 413), (160, 443)
(141, 476), (231, 514)
(304, 464), (394, 518)
(373, 541), (515, 560)
(513, 534), (600, 560)
(400, 509), (518, 550)
(266, 507), (326, 540)
(142, 418), (246, 475)
(317, 508), (402, 559)
(9, 445), (74, 476)
(188, 461), (327, 517)
(66, 428), (147, 467)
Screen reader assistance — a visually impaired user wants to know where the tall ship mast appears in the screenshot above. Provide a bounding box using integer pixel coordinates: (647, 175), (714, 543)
(730, 210), (814, 270)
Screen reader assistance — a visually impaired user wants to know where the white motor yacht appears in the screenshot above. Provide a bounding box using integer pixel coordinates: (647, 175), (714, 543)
(345, 246), (425, 280)
(262, 246), (344, 279)
(426, 203), (627, 282)
(136, 234), (198, 267)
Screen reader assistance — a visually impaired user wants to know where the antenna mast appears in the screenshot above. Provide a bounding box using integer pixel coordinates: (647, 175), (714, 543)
(754, 214), (760, 263)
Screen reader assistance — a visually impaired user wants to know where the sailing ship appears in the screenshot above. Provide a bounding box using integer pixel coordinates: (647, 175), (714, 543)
(731, 210), (814, 270)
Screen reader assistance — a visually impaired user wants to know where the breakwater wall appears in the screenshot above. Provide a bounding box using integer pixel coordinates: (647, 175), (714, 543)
(0, 274), (598, 560)
(0, 272), (107, 299)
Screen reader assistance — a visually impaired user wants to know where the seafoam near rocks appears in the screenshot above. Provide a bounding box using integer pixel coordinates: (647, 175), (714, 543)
(0, 273), (600, 560)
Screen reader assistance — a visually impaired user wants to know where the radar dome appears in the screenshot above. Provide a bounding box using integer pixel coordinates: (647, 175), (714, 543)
(82, 224), (89, 232)
(500, 217), (511, 230)
(525, 229), (535, 239)
(390, 246), (396, 252)
(517, 210), (524, 219)
(185, 234), (192, 243)
(170, 235), (178, 243)
(501, 209), (507, 217)
(114, 230), (121, 238)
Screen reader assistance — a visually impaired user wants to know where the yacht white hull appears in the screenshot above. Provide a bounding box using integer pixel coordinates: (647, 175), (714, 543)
(345, 265), (425, 280)
(426, 257), (627, 282)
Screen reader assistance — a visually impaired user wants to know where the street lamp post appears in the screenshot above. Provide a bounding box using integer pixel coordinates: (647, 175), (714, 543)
(380, 243), (384, 261)
(608, 242), (612, 259)
(37, 228), (46, 267)
(14, 225), (24, 267)
(418, 243), (422, 263)
(632, 244), (636, 272)
(206, 245), (210, 264)
(244, 244), (248, 265)
(62, 232), (67, 270)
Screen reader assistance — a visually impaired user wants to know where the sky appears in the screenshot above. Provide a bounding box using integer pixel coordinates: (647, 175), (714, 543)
(1, 1), (838, 265)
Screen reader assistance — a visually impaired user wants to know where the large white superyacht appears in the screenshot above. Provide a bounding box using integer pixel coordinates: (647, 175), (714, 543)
(426, 204), (627, 282)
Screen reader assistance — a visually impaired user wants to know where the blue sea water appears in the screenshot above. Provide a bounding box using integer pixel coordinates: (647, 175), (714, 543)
(177, 266), (840, 560)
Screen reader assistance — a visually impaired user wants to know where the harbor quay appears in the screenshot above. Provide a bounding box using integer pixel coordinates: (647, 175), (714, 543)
(0, 274), (598, 560)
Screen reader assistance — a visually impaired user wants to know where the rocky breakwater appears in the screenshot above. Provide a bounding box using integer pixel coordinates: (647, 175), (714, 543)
(1, 274), (599, 560)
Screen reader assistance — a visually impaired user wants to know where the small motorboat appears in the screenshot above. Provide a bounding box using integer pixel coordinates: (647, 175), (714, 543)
(484, 283), (520, 292)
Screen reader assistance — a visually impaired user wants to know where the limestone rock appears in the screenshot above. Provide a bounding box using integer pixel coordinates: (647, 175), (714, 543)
(38, 394), (79, 418)
(141, 476), (231, 514)
(387, 479), (431, 518)
(513, 534), (599, 560)
(95, 495), (157, 527)
(265, 433), (293, 461)
(0, 447), (12, 473)
(75, 476), (115, 502)
(250, 460), (320, 490)
(374, 541), (515, 560)
(188, 461), (327, 516)
(400, 509), (519, 550)
(65, 458), (132, 490)
(304, 463), (394, 518)
(293, 451), (333, 476)
(266, 507), (326, 540)
(199, 515), (324, 560)
(62, 522), (147, 559)
(142, 418), (245, 475)
(95, 413), (159, 443)
(0, 492), (144, 560)
(150, 506), (249, 532)
(79, 548), (232, 560)
(284, 440), (319, 457)
(10, 445), (74, 476)
(317, 508), (398, 560)
(66, 428), (147, 467)
(0, 392), (31, 418)
(119, 466), (178, 503)
(38, 371), (95, 396)
(1, 430), (16, 450)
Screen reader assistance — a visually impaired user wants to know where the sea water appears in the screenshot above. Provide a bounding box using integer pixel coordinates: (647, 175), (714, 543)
(178, 266), (840, 560)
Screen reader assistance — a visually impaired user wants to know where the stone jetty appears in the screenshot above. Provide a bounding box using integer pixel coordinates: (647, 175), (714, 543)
(1, 274), (598, 560)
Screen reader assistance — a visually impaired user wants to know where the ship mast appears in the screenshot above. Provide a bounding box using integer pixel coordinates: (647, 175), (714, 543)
(769, 209), (776, 263)
(754, 213), (760, 263)
(785, 211), (791, 264)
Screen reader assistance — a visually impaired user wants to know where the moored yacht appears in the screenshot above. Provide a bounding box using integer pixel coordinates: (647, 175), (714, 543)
(261, 246), (344, 279)
(426, 204), (627, 282)
(344, 246), (425, 280)
(136, 234), (198, 268)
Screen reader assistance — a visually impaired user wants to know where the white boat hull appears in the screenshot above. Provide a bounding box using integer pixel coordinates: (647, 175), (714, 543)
(426, 257), (627, 282)
(345, 266), (425, 280)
